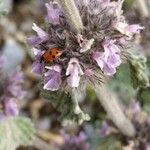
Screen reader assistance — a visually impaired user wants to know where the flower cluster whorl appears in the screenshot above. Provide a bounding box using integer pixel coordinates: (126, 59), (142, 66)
(27, 0), (144, 93)
(0, 57), (25, 120)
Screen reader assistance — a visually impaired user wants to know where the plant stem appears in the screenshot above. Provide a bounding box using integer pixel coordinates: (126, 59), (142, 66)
(95, 84), (136, 137)
(57, 0), (84, 33)
(33, 137), (52, 150)
(136, 0), (149, 17)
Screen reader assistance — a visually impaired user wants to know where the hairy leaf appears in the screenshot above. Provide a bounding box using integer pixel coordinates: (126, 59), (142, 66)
(137, 87), (150, 114)
(127, 47), (149, 89)
(0, 117), (35, 150)
(40, 85), (90, 125)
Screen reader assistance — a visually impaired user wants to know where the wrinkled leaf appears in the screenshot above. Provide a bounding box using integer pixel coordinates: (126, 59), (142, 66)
(127, 47), (149, 89)
(40, 85), (90, 125)
(0, 117), (35, 150)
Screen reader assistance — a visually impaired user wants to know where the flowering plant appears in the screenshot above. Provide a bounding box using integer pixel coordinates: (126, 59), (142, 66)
(28, 0), (145, 90)
(28, 0), (149, 136)
(0, 57), (34, 150)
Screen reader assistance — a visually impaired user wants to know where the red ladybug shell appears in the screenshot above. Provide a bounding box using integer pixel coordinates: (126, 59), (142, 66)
(42, 48), (62, 63)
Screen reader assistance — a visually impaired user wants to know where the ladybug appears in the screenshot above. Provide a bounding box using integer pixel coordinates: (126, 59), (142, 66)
(41, 48), (62, 63)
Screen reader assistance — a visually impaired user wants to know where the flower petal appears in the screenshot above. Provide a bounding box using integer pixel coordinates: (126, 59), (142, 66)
(93, 40), (121, 76)
(44, 65), (61, 91)
(5, 99), (19, 116)
(103, 64), (116, 76)
(114, 22), (144, 37)
(26, 36), (44, 46)
(45, 2), (62, 25)
(32, 61), (44, 74)
(77, 34), (94, 53)
(66, 58), (83, 87)
(32, 23), (49, 41)
(126, 24), (144, 34)
(107, 53), (121, 67)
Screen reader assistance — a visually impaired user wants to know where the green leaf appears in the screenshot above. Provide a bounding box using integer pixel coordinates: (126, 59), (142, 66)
(137, 87), (150, 114)
(40, 85), (90, 125)
(127, 47), (149, 89)
(0, 117), (35, 150)
(86, 87), (97, 104)
(110, 64), (135, 102)
(97, 136), (121, 150)
(123, 0), (134, 10)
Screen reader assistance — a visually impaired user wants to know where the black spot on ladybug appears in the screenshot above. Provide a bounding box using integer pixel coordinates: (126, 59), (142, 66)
(52, 55), (55, 59)
(56, 51), (59, 54)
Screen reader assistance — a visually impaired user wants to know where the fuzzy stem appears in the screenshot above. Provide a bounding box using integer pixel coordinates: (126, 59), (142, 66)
(57, 0), (84, 33)
(72, 88), (84, 114)
(71, 89), (90, 124)
(33, 137), (52, 150)
(95, 84), (136, 137)
(136, 0), (149, 17)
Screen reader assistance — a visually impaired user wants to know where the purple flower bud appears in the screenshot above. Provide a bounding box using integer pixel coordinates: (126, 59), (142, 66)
(76, 132), (88, 143)
(45, 2), (62, 25)
(60, 130), (89, 150)
(84, 69), (94, 77)
(66, 58), (84, 87)
(44, 65), (62, 91)
(32, 48), (44, 74)
(4, 99), (19, 116)
(8, 69), (24, 84)
(27, 23), (49, 46)
(7, 85), (23, 98)
(6, 69), (25, 99)
(98, 121), (110, 137)
(32, 23), (49, 43)
(32, 62), (44, 75)
(26, 36), (44, 46)
(0, 66), (25, 120)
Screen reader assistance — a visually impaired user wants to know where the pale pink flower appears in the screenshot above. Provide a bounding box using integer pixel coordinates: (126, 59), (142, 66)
(114, 22), (144, 38)
(66, 58), (84, 87)
(93, 40), (121, 76)
(77, 34), (94, 53)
